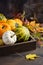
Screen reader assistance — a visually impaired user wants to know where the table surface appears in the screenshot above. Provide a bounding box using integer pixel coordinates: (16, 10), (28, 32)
(0, 47), (43, 65)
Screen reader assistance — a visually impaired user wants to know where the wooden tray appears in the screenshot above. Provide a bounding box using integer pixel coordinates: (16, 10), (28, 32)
(0, 37), (36, 56)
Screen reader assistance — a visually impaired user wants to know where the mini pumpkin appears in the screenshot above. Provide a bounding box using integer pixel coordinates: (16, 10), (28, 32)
(0, 23), (11, 37)
(14, 19), (23, 26)
(7, 19), (23, 30)
(2, 31), (17, 45)
(0, 13), (7, 23)
(0, 38), (4, 46)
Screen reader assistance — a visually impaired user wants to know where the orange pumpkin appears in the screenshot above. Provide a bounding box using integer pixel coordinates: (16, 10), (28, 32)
(0, 23), (11, 37)
(14, 19), (23, 26)
(7, 19), (23, 30)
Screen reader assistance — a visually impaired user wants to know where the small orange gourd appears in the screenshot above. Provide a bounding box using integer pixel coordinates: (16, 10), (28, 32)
(14, 19), (23, 26)
(0, 23), (11, 37)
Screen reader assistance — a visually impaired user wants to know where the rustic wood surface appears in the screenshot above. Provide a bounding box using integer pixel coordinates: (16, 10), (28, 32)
(0, 47), (43, 65)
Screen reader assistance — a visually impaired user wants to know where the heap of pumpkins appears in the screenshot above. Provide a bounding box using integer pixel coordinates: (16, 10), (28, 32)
(0, 13), (30, 46)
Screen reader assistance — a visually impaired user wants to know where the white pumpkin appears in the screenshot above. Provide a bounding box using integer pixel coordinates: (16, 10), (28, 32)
(2, 31), (17, 45)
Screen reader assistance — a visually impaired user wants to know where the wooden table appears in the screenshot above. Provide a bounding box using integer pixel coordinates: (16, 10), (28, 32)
(0, 47), (43, 65)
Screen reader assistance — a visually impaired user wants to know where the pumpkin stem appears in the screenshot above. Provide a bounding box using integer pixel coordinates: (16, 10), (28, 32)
(11, 34), (15, 38)
(2, 25), (5, 29)
(15, 23), (21, 28)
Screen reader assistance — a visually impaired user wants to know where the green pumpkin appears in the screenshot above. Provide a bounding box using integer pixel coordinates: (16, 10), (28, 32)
(14, 26), (30, 42)
(0, 13), (7, 22)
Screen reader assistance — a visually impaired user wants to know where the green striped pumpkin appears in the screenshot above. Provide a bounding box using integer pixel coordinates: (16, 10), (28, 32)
(14, 26), (30, 42)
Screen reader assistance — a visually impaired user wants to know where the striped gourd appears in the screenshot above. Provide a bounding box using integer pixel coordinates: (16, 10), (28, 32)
(14, 26), (30, 42)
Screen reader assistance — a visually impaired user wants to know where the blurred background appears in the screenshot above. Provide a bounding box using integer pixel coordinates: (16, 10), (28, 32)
(0, 0), (43, 23)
